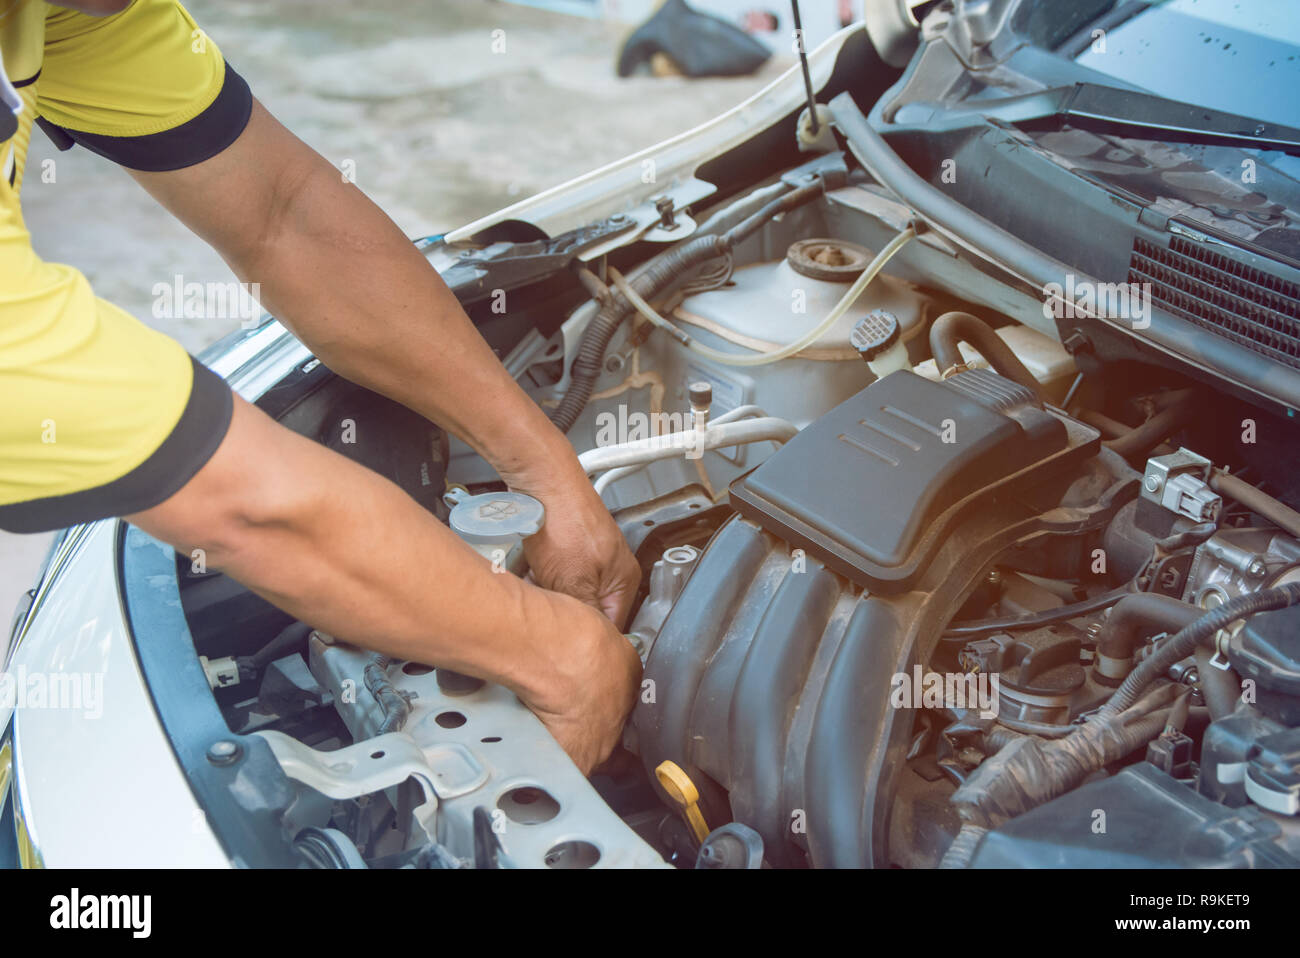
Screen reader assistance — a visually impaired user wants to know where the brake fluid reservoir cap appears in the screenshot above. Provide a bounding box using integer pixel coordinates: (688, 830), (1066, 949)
(447, 491), (546, 545)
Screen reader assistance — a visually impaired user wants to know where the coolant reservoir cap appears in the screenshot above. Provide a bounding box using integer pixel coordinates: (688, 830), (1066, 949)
(787, 238), (873, 282)
(850, 309), (901, 361)
(446, 491), (546, 545)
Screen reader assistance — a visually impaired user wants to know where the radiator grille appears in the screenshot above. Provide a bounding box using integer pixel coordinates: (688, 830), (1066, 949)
(1128, 235), (1300, 369)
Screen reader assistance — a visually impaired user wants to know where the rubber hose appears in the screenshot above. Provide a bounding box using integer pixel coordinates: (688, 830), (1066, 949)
(251, 620), (315, 670)
(1104, 395), (1196, 461)
(1155, 521), (1217, 553)
(1193, 646), (1241, 721)
(1077, 408), (1130, 439)
(724, 179), (827, 248)
(928, 311), (1042, 398)
(1210, 470), (1300, 539)
(942, 582), (1136, 639)
(1149, 387), (1195, 411)
(1097, 593), (1201, 664)
(1100, 582), (1300, 717)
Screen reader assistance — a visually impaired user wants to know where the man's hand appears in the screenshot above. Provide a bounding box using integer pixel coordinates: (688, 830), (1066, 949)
(505, 458), (642, 628)
(518, 594), (643, 774)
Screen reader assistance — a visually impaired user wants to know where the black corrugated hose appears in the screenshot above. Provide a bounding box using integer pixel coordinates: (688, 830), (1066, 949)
(548, 233), (728, 432)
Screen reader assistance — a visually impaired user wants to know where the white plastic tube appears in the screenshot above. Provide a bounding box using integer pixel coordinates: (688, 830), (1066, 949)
(590, 406), (778, 494)
(578, 417), (797, 476)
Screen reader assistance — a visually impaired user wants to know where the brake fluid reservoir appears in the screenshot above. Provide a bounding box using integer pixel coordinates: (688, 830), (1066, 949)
(444, 489), (545, 573)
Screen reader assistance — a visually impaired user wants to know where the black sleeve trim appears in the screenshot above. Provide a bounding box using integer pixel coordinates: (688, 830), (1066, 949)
(35, 117), (75, 152)
(0, 356), (235, 533)
(41, 62), (253, 172)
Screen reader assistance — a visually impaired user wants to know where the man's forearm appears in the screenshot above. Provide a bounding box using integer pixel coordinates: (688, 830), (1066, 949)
(131, 99), (644, 626)
(131, 397), (640, 772)
(199, 103), (577, 487)
(131, 399), (582, 702)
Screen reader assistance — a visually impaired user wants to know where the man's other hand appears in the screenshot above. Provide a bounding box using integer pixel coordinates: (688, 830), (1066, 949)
(521, 594), (643, 775)
(513, 466), (642, 629)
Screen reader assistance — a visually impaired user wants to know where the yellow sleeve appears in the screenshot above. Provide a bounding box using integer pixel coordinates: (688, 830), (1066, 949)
(35, 0), (251, 170)
(0, 190), (232, 532)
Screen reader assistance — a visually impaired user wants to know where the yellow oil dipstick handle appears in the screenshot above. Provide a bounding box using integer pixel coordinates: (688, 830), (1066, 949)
(655, 760), (709, 843)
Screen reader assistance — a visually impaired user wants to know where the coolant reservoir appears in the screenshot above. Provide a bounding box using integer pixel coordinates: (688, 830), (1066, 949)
(444, 489), (545, 572)
(675, 238), (924, 356)
(661, 237), (931, 438)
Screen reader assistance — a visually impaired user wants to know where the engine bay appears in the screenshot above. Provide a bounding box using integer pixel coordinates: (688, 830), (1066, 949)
(173, 153), (1300, 869)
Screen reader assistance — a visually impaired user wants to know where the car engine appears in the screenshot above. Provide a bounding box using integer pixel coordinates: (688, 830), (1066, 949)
(177, 154), (1300, 870)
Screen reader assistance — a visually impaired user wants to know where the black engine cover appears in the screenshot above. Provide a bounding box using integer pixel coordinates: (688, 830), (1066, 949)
(730, 368), (1094, 592)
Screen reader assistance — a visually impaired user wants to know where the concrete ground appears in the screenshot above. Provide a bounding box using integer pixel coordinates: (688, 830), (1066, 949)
(2, 0), (786, 631)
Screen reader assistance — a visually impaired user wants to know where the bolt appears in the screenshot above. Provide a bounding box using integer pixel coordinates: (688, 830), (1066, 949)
(1247, 557), (1267, 578)
(655, 196), (675, 230)
(1144, 475), (1161, 494)
(207, 740), (242, 766)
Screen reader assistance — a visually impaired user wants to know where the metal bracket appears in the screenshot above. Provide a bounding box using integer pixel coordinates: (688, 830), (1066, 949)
(255, 729), (471, 841)
(440, 214), (637, 303)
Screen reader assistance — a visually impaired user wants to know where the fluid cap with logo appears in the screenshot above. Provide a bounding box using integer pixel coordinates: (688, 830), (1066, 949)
(444, 489), (546, 550)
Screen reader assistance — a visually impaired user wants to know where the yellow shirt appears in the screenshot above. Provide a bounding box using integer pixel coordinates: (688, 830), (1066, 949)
(0, 0), (248, 532)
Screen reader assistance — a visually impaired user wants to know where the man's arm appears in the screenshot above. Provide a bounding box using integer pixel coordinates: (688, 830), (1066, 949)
(129, 99), (640, 625)
(128, 395), (641, 775)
